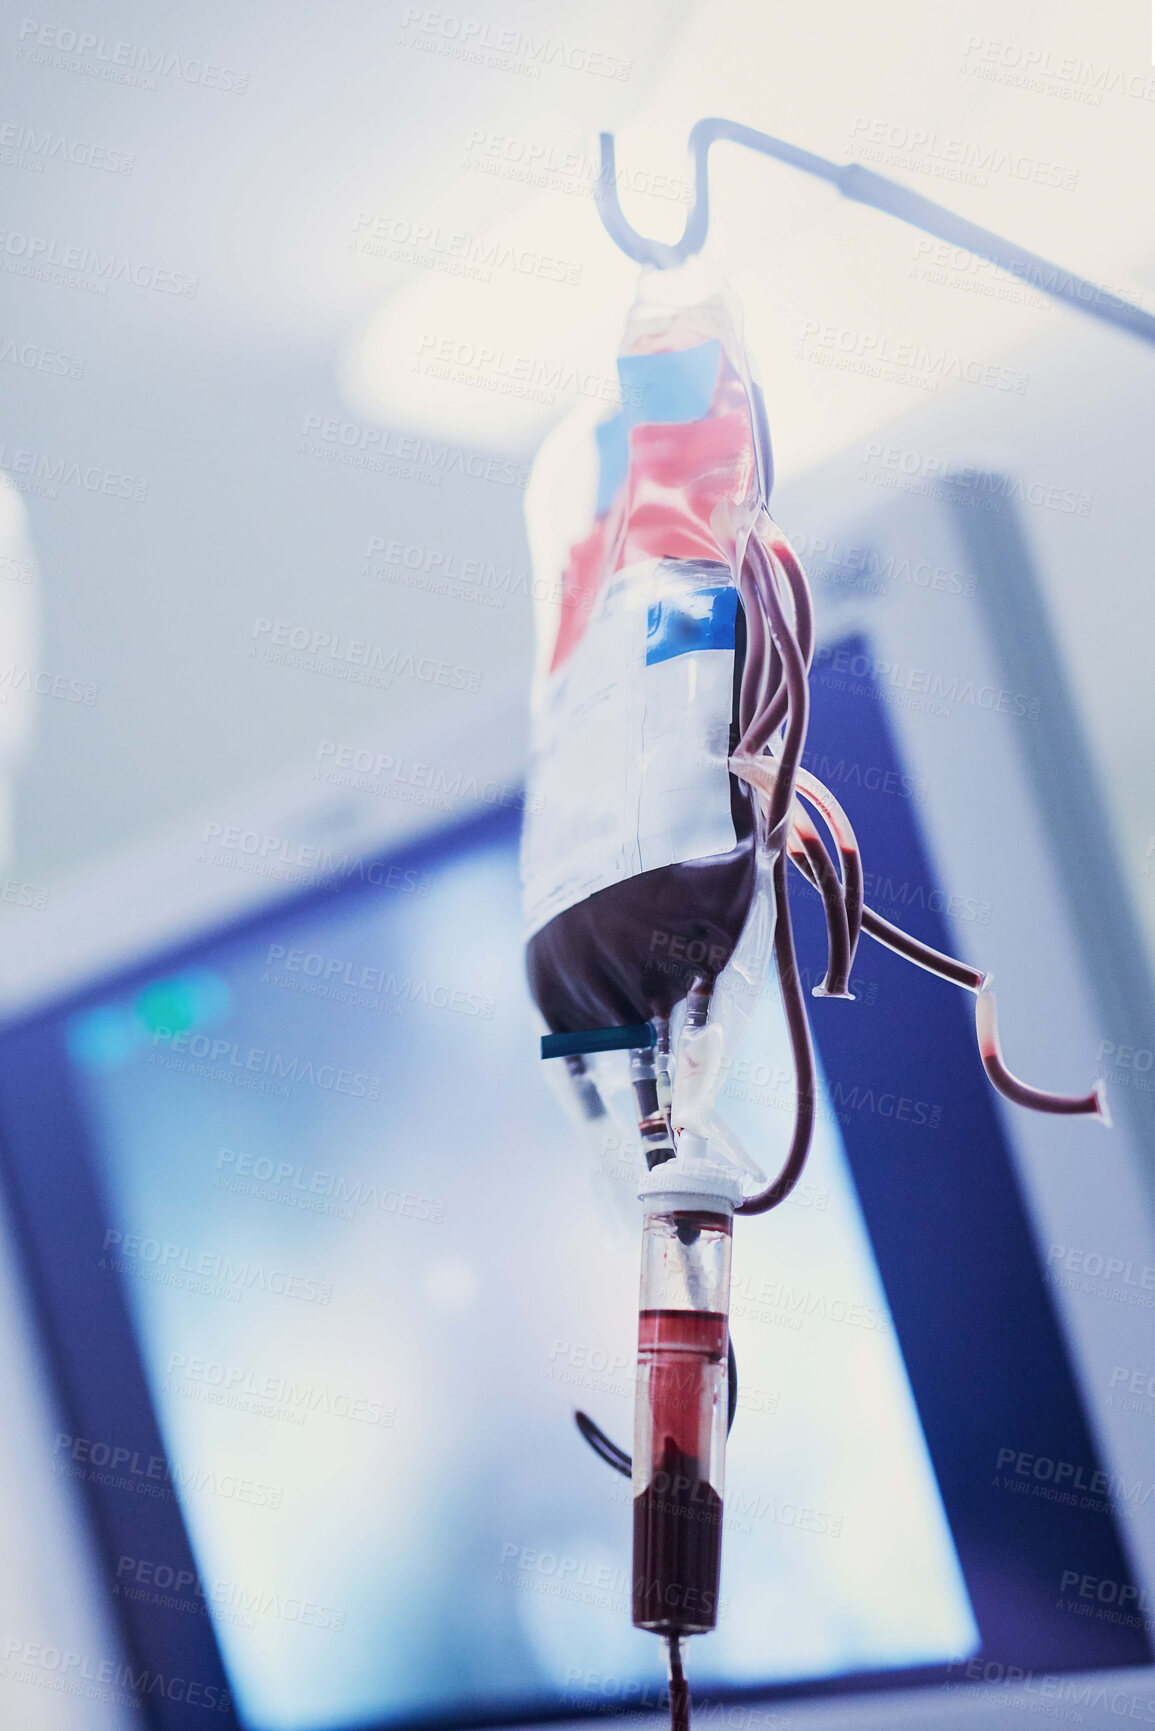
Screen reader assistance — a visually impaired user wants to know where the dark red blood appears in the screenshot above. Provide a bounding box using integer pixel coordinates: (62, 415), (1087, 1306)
(526, 847), (754, 1032)
(633, 1437), (724, 1636)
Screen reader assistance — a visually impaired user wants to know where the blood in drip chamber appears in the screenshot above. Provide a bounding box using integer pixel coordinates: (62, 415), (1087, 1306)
(631, 1203), (733, 1636)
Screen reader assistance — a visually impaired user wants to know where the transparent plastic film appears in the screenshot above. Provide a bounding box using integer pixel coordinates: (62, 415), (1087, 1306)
(521, 268), (790, 1228)
(668, 844), (776, 1188)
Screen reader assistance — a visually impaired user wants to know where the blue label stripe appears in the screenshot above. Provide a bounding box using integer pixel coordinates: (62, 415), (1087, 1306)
(618, 339), (721, 427)
(645, 584), (738, 666)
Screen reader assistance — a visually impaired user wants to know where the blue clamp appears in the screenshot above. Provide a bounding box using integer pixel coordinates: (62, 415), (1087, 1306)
(541, 1022), (657, 1060)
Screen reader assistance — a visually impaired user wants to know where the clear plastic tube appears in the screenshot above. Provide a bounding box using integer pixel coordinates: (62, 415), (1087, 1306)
(633, 1203), (732, 1636)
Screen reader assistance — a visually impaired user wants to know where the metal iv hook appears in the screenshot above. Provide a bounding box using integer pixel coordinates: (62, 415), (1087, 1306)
(594, 120), (1155, 347)
(596, 119), (844, 270)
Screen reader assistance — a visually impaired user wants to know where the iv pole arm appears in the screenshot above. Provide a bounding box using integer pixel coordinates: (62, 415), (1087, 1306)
(596, 120), (1155, 348)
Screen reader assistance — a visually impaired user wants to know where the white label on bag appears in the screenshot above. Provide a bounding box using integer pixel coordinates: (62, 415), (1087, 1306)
(521, 558), (740, 939)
